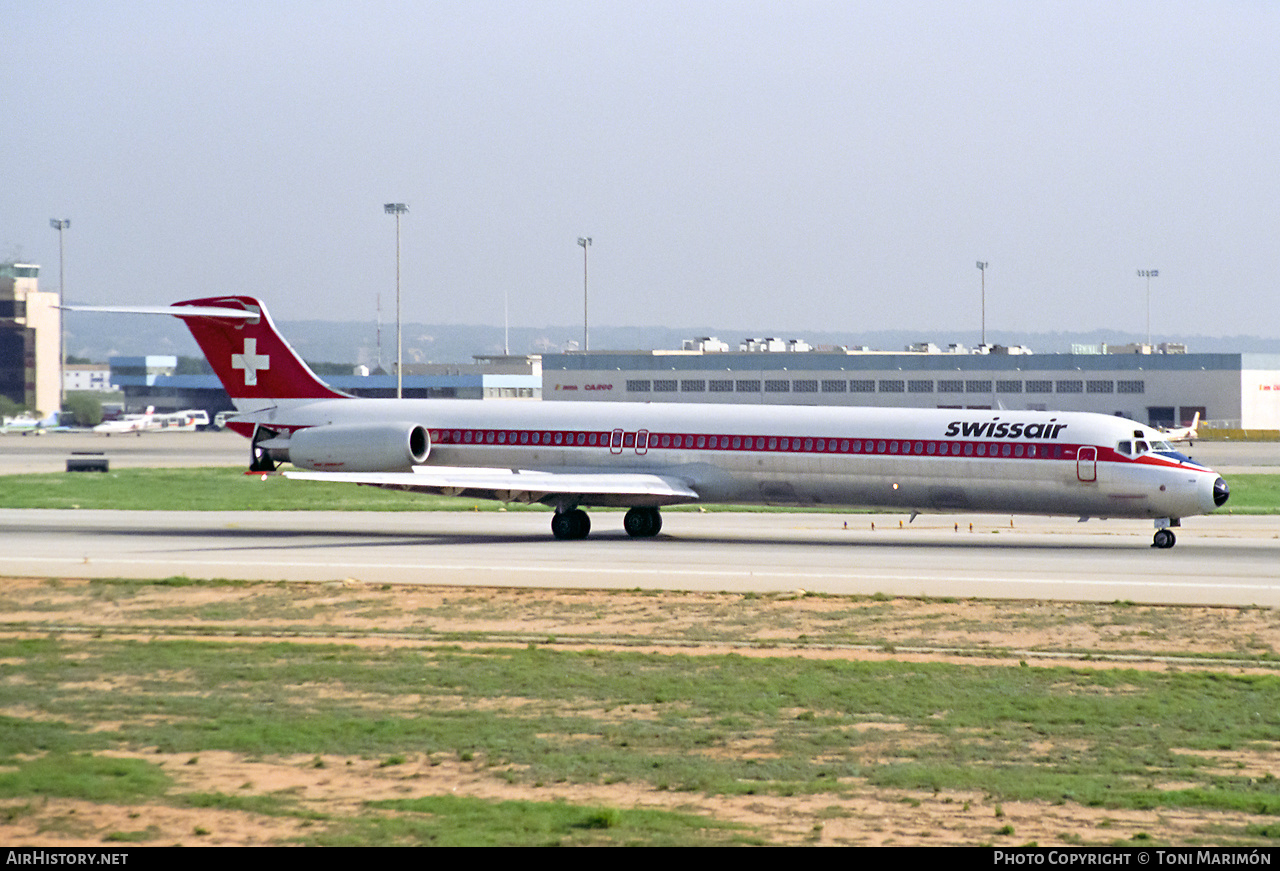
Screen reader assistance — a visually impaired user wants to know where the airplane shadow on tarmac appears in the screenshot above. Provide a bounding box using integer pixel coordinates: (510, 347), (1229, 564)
(62, 521), (1170, 555)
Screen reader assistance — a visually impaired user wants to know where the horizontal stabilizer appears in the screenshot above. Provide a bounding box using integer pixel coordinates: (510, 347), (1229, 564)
(61, 304), (258, 319)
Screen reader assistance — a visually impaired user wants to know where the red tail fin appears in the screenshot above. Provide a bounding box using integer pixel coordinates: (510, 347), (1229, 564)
(172, 296), (346, 401)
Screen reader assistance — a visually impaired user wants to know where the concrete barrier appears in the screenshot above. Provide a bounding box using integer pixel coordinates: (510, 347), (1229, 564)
(66, 453), (109, 472)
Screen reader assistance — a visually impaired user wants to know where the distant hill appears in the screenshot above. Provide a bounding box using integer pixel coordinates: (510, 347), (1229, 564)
(62, 314), (1280, 366)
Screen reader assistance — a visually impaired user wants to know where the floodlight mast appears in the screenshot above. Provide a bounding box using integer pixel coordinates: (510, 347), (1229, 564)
(578, 237), (591, 351)
(50, 218), (70, 410)
(1137, 269), (1159, 348)
(384, 203), (408, 398)
(976, 261), (989, 347)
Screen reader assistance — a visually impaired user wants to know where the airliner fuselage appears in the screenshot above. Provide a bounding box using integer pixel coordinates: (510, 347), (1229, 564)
(252, 397), (1226, 528)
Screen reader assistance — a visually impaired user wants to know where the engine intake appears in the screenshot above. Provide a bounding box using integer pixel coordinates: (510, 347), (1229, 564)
(286, 422), (430, 472)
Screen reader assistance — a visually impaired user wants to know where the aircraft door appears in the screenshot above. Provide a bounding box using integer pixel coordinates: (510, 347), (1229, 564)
(635, 429), (649, 455)
(610, 428), (624, 455)
(1076, 446), (1097, 482)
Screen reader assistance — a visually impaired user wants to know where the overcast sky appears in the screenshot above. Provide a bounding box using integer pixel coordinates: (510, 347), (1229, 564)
(5, 1), (1278, 342)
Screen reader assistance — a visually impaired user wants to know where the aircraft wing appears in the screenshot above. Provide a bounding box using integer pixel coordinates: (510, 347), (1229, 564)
(281, 466), (701, 507)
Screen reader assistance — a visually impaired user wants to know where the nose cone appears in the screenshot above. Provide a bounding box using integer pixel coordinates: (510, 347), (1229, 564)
(1213, 476), (1230, 508)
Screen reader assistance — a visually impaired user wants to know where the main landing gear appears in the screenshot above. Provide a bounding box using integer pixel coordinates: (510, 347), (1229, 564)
(549, 506), (663, 540)
(551, 508), (591, 540)
(623, 506), (662, 538)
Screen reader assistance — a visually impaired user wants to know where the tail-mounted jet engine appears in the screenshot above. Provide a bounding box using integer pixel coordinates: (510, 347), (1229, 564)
(285, 422), (430, 472)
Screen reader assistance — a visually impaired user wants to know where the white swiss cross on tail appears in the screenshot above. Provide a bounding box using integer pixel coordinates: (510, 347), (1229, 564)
(231, 338), (270, 386)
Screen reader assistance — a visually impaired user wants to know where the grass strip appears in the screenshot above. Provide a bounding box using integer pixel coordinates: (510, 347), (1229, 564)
(1, 467), (1277, 512)
(3, 636), (1277, 816)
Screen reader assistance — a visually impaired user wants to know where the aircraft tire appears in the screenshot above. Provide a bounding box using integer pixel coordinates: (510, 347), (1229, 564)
(1152, 529), (1176, 549)
(552, 509), (591, 540)
(623, 506), (662, 538)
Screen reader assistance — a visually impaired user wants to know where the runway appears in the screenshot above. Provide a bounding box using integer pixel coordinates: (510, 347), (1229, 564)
(2, 509), (1276, 607)
(0, 429), (247, 473)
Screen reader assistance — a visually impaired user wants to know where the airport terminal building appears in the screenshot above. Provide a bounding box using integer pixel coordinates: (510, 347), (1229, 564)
(0, 262), (60, 416)
(108, 354), (542, 418)
(543, 342), (1280, 431)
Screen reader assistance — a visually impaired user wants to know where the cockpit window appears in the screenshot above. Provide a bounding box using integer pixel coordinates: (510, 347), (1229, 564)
(1117, 440), (1132, 455)
(1135, 440), (1148, 454)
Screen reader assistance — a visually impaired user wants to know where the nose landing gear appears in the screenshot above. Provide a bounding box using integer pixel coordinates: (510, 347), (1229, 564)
(1152, 528), (1176, 549)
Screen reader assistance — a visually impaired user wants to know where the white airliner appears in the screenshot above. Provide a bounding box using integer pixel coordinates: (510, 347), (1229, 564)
(70, 296), (1229, 548)
(93, 406), (158, 435)
(1, 411), (61, 434)
(1160, 411), (1200, 444)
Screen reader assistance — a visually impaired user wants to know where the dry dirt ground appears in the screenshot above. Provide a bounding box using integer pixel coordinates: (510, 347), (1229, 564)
(2, 578), (1278, 847)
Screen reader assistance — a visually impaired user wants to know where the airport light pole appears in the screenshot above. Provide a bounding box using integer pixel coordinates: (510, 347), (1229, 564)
(976, 261), (989, 347)
(384, 203), (408, 398)
(578, 237), (591, 351)
(1137, 269), (1158, 348)
(50, 219), (70, 411)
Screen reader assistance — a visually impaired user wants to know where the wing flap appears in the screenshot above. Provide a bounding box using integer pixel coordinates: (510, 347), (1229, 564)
(282, 466), (700, 507)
